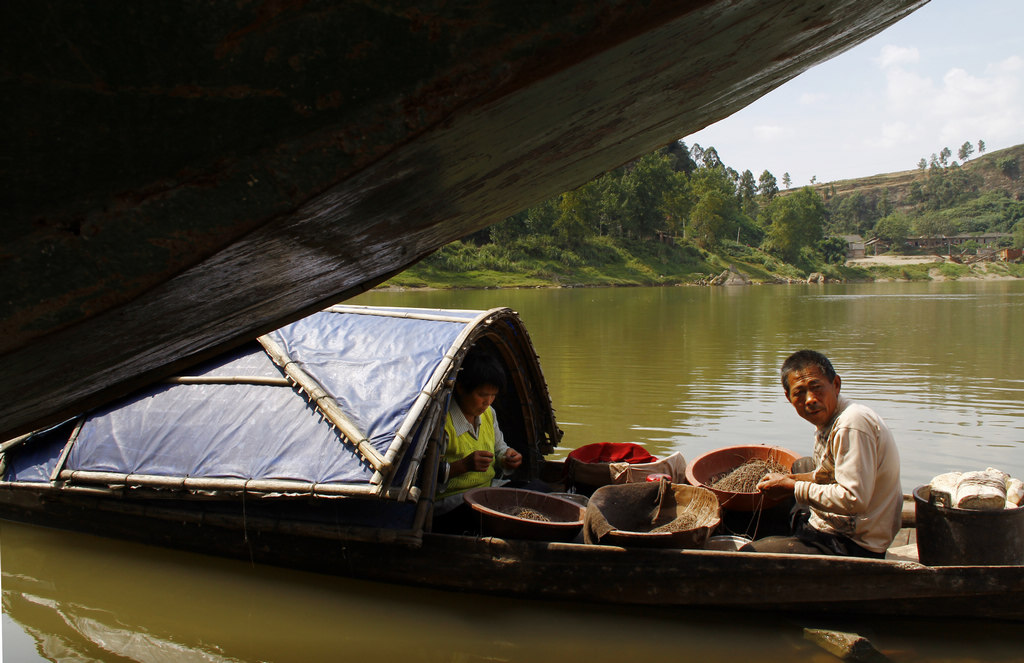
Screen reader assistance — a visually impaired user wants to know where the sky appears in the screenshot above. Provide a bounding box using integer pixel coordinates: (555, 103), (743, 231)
(682, 0), (1024, 187)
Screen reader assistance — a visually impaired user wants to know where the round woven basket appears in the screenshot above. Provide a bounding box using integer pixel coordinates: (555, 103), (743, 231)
(685, 444), (801, 511)
(463, 487), (585, 541)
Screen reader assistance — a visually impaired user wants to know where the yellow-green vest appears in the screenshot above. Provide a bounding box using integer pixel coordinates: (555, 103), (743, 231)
(438, 407), (498, 499)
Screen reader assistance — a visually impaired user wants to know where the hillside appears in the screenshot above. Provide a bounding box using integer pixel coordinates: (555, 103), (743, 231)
(815, 144), (1024, 201)
(811, 143), (1024, 236)
(384, 143), (1024, 290)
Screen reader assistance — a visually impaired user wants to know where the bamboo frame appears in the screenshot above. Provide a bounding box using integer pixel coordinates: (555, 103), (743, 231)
(257, 333), (388, 472)
(165, 375), (291, 386)
(5, 304), (558, 529)
(370, 308), (501, 495)
(57, 470), (382, 497)
(326, 304), (481, 325)
(50, 417), (85, 482)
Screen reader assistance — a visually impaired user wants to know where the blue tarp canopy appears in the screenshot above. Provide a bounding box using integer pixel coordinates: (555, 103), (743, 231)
(6, 306), (496, 499)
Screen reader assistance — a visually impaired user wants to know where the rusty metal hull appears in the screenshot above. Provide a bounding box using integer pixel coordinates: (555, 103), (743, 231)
(0, 1), (927, 438)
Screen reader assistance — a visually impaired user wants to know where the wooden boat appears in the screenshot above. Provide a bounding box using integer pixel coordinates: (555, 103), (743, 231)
(0, 1), (929, 443)
(2, 305), (1021, 621)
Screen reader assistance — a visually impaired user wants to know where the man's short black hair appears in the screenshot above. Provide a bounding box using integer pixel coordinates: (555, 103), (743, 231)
(457, 351), (506, 393)
(781, 350), (837, 395)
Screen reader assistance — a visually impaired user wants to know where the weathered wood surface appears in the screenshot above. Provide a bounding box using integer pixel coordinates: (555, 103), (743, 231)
(0, 1), (927, 439)
(1, 484), (1021, 620)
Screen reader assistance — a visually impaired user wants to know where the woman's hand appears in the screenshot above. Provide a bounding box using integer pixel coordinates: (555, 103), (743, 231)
(502, 448), (523, 470)
(453, 450), (494, 476)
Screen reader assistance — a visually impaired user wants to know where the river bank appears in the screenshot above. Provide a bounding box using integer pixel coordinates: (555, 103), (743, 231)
(382, 252), (1024, 290)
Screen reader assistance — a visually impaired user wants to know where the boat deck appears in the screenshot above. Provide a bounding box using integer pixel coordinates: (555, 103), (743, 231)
(886, 527), (919, 562)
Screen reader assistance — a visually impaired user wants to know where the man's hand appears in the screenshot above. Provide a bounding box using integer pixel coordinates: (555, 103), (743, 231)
(757, 472), (796, 499)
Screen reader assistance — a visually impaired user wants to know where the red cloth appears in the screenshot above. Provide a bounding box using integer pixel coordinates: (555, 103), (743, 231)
(567, 442), (656, 465)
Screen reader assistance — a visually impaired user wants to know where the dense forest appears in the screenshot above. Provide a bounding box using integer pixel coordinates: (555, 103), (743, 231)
(393, 141), (1024, 287)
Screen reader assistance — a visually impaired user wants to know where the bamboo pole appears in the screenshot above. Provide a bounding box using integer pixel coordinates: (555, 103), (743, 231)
(326, 305), (486, 325)
(393, 402), (443, 501)
(0, 431), (34, 454)
(257, 333), (387, 472)
(372, 307), (500, 492)
(50, 417), (85, 482)
(57, 469), (384, 497)
(165, 376), (291, 386)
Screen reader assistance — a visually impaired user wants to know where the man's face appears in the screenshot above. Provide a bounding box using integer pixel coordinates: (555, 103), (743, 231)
(785, 365), (841, 428)
(456, 383), (499, 419)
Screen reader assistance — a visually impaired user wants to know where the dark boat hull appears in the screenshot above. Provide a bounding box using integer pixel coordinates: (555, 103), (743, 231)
(2, 484), (1020, 621)
(1, 0), (928, 441)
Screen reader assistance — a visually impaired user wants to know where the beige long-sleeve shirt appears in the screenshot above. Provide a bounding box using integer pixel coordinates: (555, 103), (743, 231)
(793, 396), (903, 553)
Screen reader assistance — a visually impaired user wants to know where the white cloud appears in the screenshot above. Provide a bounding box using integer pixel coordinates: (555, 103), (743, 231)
(682, 2), (1024, 185)
(988, 55), (1024, 75)
(875, 45), (920, 68)
(798, 92), (828, 105)
(752, 124), (786, 141)
(864, 122), (919, 150)
(883, 68), (935, 112)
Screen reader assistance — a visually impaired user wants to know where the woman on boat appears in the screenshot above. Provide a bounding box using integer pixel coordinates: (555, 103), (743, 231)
(433, 351), (523, 531)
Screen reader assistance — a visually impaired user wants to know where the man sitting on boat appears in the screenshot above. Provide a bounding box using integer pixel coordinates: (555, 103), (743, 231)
(433, 351), (523, 531)
(750, 350), (902, 558)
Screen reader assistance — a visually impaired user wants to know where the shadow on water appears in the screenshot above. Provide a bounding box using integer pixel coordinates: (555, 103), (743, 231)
(3, 520), (1024, 663)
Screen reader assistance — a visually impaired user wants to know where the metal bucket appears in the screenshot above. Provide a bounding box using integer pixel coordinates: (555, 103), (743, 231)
(913, 485), (1024, 566)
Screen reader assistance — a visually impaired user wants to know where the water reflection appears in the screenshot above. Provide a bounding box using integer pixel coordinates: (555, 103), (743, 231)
(4, 280), (1024, 661)
(5, 520), (1024, 663)
(350, 281), (1024, 490)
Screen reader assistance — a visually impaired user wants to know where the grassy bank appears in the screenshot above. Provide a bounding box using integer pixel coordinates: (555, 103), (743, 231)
(382, 236), (1023, 289)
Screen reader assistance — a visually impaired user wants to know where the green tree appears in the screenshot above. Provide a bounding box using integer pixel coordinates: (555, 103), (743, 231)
(939, 147), (952, 167)
(978, 139), (986, 155)
(997, 155), (1020, 180)
(757, 170), (779, 203)
(490, 210), (530, 246)
(554, 183), (599, 248)
(782, 172), (792, 189)
(828, 191), (875, 235)
(873, 212), (912, 252)
(958, 141), (975, 162)
(762, 186), (826, 262)
(912, 212), (955, 238)
(687, 190), (729, 248)
(1013, 220), (1024, 250)
(687, 166), (740, 248)
(737, 169), (758, 217)
(660, 171), (693, 236)
(662, 140), (697, 175)
(917, 158), (927, 170)
(525, 197), (558, 236)
(620, 152), (677, 239)
(701, 146), (721, 169)
(876, 188), (892, 218)
(819, 236), (848, 264)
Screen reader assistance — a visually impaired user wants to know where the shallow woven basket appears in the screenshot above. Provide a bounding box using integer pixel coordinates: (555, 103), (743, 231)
(601, 483), (721, 549)
(464, 487), (585, 542)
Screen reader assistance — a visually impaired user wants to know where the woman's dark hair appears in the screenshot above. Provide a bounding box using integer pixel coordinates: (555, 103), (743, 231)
(456, 351), (506, 393)
(781, 350), (836, 395)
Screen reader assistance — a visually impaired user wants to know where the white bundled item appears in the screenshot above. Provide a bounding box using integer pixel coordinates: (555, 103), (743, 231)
(1006, 477), (1024, 509)
(954, 468), (1008, 511)
(928, 472), (961, 508)
(624, 452), (688, 484)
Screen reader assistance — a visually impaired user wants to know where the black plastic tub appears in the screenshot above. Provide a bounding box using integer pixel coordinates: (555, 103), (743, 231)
(913, 485), (1024, 566)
